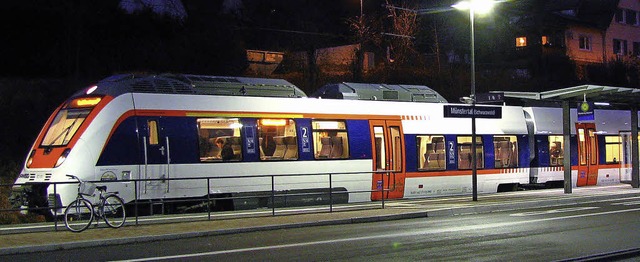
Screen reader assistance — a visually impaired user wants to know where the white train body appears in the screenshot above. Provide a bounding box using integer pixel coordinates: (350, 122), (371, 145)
(11, 74), (634, 215)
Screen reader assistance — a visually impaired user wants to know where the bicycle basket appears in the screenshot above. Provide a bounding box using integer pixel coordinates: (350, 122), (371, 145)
(79, 182), (96, 196)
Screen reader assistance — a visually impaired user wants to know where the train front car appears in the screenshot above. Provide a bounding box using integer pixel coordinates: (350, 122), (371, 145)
(11, 76), (130, 218)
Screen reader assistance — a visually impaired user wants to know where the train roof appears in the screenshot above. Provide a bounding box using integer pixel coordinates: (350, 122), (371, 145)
(87, 74), (307, 98)
(311, 82), (448, 103)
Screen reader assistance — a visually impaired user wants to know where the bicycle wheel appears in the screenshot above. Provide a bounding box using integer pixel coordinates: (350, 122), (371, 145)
(64, 199), (94, 232)
(102, 194), (126, 228)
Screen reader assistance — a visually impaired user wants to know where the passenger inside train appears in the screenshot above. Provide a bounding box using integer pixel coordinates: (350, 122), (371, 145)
(215, 138), (234, 161)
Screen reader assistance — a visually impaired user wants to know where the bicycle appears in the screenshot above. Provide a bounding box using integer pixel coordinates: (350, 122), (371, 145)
(64, 174), (126, 232)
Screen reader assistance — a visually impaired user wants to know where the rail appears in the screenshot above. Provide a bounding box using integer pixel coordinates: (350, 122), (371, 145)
(0, 170), (397, 231)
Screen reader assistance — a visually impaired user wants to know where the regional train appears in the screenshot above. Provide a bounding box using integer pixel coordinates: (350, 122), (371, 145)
(10, 74), (636, 216)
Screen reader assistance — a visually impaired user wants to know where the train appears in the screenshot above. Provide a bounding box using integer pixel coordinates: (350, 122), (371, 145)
(10, 74), (636, 217)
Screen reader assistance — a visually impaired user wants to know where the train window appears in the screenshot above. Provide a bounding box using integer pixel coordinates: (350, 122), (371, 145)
(312, 120), (349, 159)
(578, 129), (587, 165)
(148, 120), (159, 145)
(417, 135), (446, 171)
(549, 135), (564, 166)
(40, 108), (91, 147)
(605, 136), (621, 163)
(457, 136), (484, 169)
(493, 136), (518, 168)
(197, 118), (242, 162)
(258, 119), (298, 160)
(373, 126), (386, 169)
(588, 129), (597, 165)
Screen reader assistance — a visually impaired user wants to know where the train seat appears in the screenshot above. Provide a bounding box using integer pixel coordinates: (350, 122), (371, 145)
(426, 152), (440, 169)
(329, 137), (343, 158)
(459, 151), (471, 169)
(272, 136), (286, 159)
(283, 136), (298, 159)
(318, 137), (332, 158)
(498, 141), (511, 167)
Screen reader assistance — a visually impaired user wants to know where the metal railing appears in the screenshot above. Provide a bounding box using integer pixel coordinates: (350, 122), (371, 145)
(1, 170), (395, 231)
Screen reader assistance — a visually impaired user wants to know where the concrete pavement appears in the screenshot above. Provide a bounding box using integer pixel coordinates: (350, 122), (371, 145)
(0, 184), (639, 255)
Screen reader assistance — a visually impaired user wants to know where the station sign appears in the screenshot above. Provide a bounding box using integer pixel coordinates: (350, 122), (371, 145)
(577, 101), (594, 121)
(444, 105), (502, 119)
(475, 92), (504, 104)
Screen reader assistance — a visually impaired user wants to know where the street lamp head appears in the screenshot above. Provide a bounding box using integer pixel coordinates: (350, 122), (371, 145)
(452, 0), (496, 15)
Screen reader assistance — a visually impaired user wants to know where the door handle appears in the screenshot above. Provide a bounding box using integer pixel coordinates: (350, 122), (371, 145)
(159, 146), (166, 156)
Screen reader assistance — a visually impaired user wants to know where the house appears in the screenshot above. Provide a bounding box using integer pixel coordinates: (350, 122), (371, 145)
(511, 0), (639, 80)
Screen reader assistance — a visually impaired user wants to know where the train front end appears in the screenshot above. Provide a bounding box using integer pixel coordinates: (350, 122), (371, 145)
(10, 85), (110, 218)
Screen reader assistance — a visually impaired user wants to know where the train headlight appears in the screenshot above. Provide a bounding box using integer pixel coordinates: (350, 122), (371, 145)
(54, 149), (71, 168)
(26, 150), (35, 168)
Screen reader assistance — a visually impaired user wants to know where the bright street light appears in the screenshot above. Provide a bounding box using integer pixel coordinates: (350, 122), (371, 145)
(452, 0), (496, 15)
(453, 0), (497, 201)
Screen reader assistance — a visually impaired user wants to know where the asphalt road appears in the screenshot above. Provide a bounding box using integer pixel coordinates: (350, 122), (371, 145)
(4, 196), (640, 261)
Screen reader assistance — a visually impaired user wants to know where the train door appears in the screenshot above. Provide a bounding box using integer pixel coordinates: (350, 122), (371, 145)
(576, 123), (599, 186)
(142, 118), (169, 196)
(619, 131), (632, 183)
(370, 120), (406, 200)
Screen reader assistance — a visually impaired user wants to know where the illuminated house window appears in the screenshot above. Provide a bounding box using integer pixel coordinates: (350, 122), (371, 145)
(579, 35), (591, 50)
(541, 36), (549, 45)
(515, 37), (527, 47)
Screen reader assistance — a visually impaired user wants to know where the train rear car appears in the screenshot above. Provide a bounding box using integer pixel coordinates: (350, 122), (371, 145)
(525, 107), (632, 187)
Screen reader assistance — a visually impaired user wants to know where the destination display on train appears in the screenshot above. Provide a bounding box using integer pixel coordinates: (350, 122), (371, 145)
(443, 105), (502, 119)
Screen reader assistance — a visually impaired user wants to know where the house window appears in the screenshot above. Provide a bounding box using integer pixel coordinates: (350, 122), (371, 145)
(515, 37), (527, 47)
(634, 42), (640, 56)
(613, 39), (628, 55)
(616, 8), (625, 23)
(541, 36), (549, 45)
(579, 35), (591, 50)
(626, 9), (637, 25)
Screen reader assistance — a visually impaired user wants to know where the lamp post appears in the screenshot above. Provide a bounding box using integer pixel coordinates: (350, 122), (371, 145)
(453, 0), (496, 201)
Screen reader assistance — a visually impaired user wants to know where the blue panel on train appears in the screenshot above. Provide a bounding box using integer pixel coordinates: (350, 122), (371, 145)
(518, 135), (530, 167)
(296, 119), (314, 161)
(445, 135), (457, 170)
(405, 134), (418, 172)
(570, 135), (578, 166)
(535, 135), (550, 167)
(97, 117), (140, 166)
(346, 120), (371, 159)
(161, 117), (199, 163)
(241, 118), (259, 162)
(483, 136), (495, 169)
(597, 136), (606, 164)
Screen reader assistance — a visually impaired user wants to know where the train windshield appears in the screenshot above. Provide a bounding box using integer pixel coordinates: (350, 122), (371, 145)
(40, 108), (91, 147)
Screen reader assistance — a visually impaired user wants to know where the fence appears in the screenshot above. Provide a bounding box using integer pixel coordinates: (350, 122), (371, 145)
(1, 170), (394, 230)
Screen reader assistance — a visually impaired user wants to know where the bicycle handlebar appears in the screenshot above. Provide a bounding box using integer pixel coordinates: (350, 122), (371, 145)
(66, 174), (81, 182)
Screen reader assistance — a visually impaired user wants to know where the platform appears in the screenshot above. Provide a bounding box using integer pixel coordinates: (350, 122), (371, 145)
(0, 184), (638, 255)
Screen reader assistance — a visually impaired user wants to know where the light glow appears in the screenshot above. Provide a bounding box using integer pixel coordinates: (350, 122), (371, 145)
(71, 97), (102, 108)
(452, 0), (496, 15)
(86, 85), (98, 95)
(260, 119), (287, 126)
